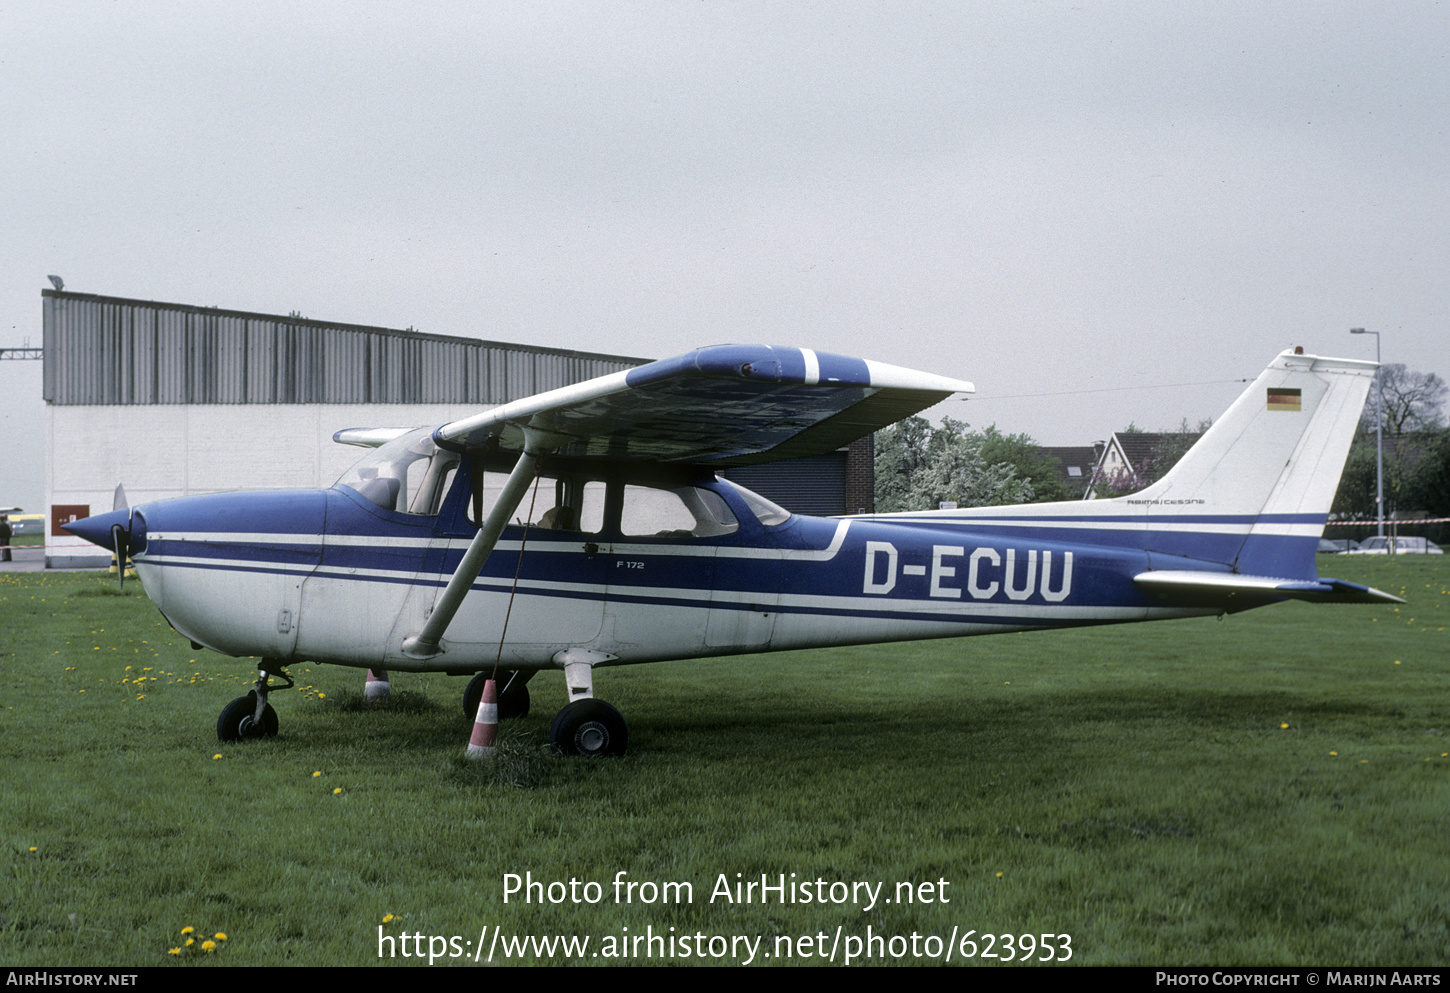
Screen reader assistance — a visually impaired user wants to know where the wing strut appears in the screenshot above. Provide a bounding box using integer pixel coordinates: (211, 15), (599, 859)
(401, 438), (545, 660)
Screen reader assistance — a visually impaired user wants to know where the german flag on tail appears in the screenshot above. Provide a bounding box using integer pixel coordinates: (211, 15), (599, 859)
(1266, 387), (1302, 411)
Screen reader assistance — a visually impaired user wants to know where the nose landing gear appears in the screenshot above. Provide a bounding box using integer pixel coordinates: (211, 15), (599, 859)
(217, 661), (292, 742)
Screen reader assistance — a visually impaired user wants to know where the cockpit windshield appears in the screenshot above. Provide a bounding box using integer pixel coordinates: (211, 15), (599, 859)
(334, 427), (458, 516)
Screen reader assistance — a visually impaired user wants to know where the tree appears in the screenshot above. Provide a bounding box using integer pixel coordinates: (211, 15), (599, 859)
(1330, 441), (1380, 520)
(1404, 428), (1450, 512)
(1363, 364), (1447, 435)
(874, 417), (1034, 512)
(1334, 364), (1448, 524)
(1404, 428), (1450, 537)
(873, 416), (934, 513)
(1151, 418), (1212, 473)
(976, 425), (1074, 503)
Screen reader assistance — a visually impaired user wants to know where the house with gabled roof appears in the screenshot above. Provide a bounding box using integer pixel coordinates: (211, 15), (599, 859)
(1085, 431), (1202, 499)
(1038, 445), (1102, 499)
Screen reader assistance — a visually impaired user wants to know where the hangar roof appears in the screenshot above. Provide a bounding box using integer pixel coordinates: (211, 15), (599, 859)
(42, 290), (649, 406)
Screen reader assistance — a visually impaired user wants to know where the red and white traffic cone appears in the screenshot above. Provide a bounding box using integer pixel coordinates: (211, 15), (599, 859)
(465, 679), (498, 759)
(364, 668), (390, 705)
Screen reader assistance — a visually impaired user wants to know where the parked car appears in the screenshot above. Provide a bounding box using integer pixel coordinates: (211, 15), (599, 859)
(1344, 536), (1443, 555)
(11, 516), (43, 536)
(1317, 538), (1358, 554)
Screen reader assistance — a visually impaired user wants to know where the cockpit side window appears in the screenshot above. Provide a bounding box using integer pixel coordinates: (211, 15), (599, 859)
(468, 464), (605, 536)
(407, 457), (459, 516)
(446, 462), (755, 539)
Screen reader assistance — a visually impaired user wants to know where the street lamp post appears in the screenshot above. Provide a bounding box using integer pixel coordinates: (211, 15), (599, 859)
(1349, 328), (1384, 539)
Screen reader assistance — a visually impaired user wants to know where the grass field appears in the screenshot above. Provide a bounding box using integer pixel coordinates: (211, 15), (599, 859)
(2, 557), (1446, 966)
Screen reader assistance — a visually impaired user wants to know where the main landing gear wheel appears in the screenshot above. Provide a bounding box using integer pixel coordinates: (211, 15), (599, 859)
(549, 699), (627, 757)
(217, 691), (278, 742)
(462, 671), (531, 720)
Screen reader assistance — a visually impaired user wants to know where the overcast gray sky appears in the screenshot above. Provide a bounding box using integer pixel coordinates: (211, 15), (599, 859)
(3, 1), (1447, 510)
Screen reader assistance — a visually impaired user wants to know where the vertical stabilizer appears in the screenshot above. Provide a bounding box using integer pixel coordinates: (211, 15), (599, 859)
(1131, 350), (1376, 577)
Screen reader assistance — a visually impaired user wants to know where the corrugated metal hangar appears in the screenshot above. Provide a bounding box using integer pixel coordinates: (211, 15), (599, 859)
(43, 290), (872, 566)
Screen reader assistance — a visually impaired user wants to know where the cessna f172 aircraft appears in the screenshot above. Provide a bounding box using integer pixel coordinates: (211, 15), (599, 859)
(65, 344), (1400, 756)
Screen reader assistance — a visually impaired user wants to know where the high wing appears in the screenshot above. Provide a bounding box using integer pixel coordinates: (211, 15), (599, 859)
(433, 345), (974, 464)
(401, 345), (973, 659)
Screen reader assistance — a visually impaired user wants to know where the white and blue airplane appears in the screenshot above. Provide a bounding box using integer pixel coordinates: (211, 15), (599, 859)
(64, 344), (1400, 756)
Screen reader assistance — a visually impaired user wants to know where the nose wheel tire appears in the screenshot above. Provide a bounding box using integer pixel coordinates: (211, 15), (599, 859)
(217, 692), (279, 742)
(549, 699), (627, 757)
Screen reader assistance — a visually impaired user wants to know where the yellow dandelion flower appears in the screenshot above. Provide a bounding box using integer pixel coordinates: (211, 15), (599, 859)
(214, 932), (227, 941)
(1330, 751), (1338, 756)
(185, 938), (195, 947)
(333, 787), (343, 795)
(995, 871), (1004, 878)
(213, 754), (223, 760)
(1280, 723), (1289, 729)
(312, 771), (321, 778)
(201, 939), (216, 953)
(383, 914), (394, 923)
(181, 927), (194, 935)
(168, 948), (181, 956)
(318, 692), (326, 699)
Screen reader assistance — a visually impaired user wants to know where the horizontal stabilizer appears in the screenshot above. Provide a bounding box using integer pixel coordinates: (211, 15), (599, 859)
(1135, 570), (1403, 606)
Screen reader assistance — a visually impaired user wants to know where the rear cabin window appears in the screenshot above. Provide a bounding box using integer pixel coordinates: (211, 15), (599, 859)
(620, 484), (738, 538)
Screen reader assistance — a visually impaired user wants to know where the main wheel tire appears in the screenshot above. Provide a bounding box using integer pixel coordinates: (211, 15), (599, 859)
(217, 692), (278, 742)
(549, 699), (627, 757)
(499, 684), (530, 720)
(463, 672), (531, 720)
(462, 673), (488, 718)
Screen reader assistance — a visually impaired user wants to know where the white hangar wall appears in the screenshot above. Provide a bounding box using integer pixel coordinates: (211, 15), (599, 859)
(47, 400), (486, 513)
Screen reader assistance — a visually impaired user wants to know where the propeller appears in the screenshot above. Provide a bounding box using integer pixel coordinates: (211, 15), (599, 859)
(110, 523), (129, 591)
(111, 484), (131, 590)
